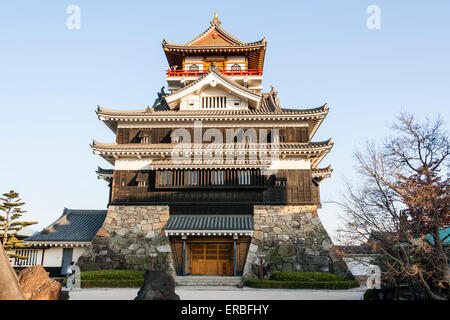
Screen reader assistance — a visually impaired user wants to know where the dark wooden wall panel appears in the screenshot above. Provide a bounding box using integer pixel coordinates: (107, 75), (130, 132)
(116, 126), (310, 144)
(110, 169), (321, 206)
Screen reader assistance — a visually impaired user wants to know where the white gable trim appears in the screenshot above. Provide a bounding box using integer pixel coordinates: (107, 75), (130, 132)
(164, 72), (261, 110)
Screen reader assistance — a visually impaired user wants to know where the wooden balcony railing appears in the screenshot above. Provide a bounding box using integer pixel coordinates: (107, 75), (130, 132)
(166, 69), (263, 77)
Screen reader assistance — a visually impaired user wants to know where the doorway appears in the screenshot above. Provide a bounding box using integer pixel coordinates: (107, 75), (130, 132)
(61, 248), (73, 275)
(191, 243), (233, 276)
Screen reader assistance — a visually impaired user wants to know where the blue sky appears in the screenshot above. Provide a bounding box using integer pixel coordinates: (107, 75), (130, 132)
(0, 1), (449, 240)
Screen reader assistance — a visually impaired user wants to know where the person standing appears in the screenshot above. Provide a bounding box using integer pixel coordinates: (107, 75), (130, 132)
(65, 261), (76, 290)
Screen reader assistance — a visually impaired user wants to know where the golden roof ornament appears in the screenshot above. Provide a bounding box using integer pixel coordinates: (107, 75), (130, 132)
(210, 12), (221, 26)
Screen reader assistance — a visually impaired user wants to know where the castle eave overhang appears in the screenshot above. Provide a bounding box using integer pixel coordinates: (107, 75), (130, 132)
(90, 140), (333, 168)
(164, 214), (254, 237)
(91, 140), (333, 153)
(96, 166), (113, 182)
(24, 241), (92, 247)
(95, 103), (329, 135)
(162, 41), (266, 51)
(312, 165), (333, 183)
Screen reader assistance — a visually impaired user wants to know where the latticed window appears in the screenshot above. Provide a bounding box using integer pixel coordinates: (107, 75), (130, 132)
(230, 64), (241, 72)
(189, 64), (199, 72)
(156, 169), (263, 188)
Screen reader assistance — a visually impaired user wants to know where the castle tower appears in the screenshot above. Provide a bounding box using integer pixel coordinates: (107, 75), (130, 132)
(79, 13), (345, 278)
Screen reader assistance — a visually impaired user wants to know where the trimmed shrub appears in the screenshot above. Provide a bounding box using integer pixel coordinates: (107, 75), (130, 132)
(81, 280), (143, 288)
(269, 271), (348, 282)
(363, 289), (374, 300)
(81, 270), (145, 281)
(246, 279), (360, 290)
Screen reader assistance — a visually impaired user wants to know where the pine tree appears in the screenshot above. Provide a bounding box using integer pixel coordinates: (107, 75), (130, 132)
(0, 190), (37, 259)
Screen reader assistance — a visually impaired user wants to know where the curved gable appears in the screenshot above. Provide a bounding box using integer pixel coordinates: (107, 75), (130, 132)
(164, 70), (261, 110)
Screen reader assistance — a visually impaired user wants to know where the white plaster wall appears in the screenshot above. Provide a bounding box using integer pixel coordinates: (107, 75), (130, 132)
(73, 247), (87, 262)
(115, 159), (153, 170)
(42, 247), (87, 267)
(184, 56), (204, 63)
(344, 257), (376, 276)
(269, 159), (311, 170)
(42, 247), (62, 267)
(180, 86), (248, 111)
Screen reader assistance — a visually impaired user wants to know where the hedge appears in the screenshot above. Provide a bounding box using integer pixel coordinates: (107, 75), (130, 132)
(81, 270), (145, 281)
(269, 272), (347, 282)
(80, 280), (143, 288)
(246, 279), (360, 290)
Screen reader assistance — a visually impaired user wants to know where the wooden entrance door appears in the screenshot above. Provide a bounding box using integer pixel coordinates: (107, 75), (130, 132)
(191, 243), (233, 275)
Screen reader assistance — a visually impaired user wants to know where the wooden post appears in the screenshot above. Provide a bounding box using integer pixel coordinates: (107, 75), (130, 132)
(233, 241), (237, 276)
(182, 241), (186, 276)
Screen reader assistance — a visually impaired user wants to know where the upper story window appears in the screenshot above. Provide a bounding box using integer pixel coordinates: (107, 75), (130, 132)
(141, 135), (151, 144)
(155, 169), (263, 188)
(189, 64), (199, 72)
(201, 96), (227, 109)
(230, 64), (241, 72)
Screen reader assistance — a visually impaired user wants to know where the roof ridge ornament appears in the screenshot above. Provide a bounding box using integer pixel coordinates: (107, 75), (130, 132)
(208, 61), (220, 72)
(210, 12), (221, 26)
(270, 85), (281, 111)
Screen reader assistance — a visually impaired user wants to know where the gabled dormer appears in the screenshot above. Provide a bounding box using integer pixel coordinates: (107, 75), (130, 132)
(164, 66), (262, 111)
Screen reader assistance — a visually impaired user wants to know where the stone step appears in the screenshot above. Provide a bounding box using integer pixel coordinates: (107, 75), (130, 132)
(176, 276), (242, 286)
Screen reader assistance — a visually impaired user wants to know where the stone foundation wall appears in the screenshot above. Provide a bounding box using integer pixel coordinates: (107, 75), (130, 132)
(243, 205), (348, 279)
(78, 205), (175, 275)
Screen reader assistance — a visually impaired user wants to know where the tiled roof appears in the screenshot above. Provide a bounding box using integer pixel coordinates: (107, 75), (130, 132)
(165, 215), (254, 231)
(91, 140), (333, 152)
(96, 102), (329, 118)
(96, 167), (113, 174)
(421, 227), (450, 246)
(26, 208), (106, 242)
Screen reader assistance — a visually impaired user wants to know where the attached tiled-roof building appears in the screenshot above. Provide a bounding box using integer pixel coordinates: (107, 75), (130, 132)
(11, 209), (106, 276)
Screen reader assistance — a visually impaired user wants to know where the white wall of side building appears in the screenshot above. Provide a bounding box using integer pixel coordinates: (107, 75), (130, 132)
(42, 247), (86, 267)
(12, 246), (87, 268)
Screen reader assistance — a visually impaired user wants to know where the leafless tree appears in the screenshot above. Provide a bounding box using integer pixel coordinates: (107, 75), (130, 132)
(337, 112), (449, 300)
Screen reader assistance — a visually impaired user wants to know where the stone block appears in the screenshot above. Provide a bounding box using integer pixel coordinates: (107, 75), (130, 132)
(156, 245), (171, 253)
(253, 231), (263, 241)
(145, 231), (156, 239)
(273, 227), (282, 235)
(249, 243), (258, 253)
(282, 263), (293, 272)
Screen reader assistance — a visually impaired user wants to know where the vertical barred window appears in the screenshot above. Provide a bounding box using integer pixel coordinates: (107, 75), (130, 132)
(157, 169), (261, 187)
(141, 135), (151, 144)
(201, 96), (227, 109)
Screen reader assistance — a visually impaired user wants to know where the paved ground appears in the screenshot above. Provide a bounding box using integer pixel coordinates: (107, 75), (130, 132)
(68, 286), (366, 300)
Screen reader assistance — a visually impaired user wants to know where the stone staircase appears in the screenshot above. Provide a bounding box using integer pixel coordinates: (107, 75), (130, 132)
(175, 276), (242, 286)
